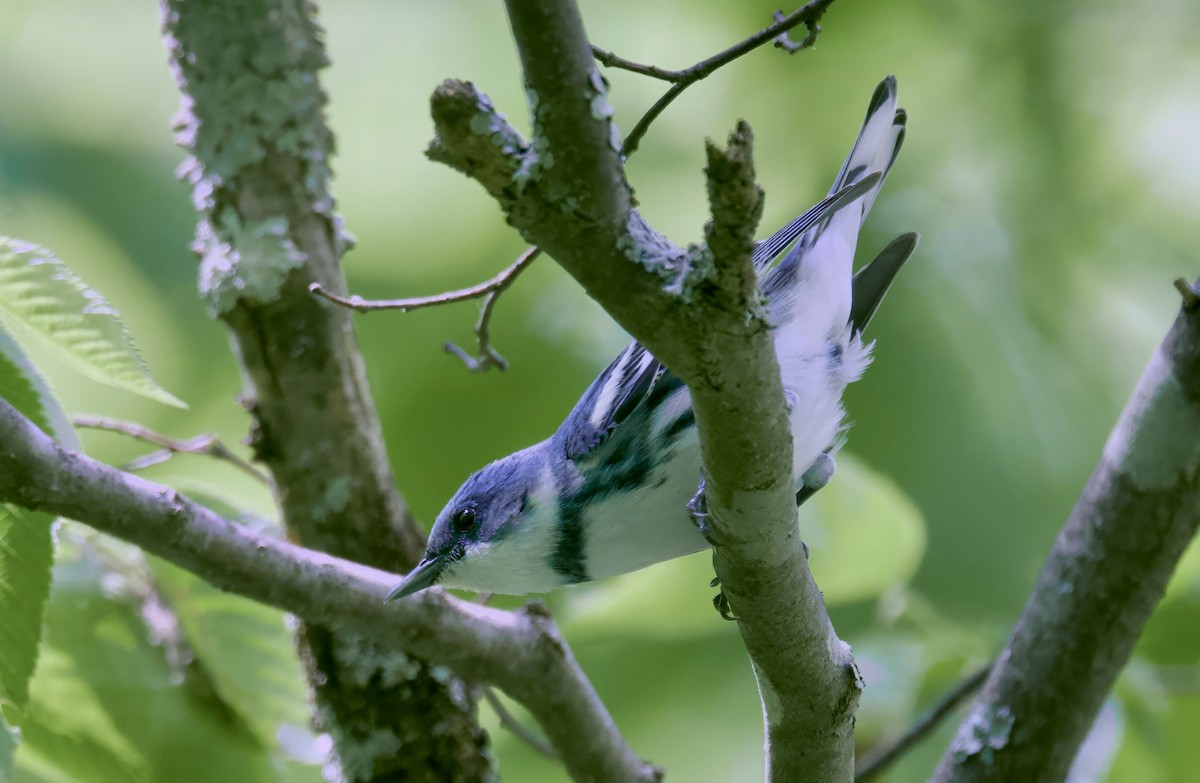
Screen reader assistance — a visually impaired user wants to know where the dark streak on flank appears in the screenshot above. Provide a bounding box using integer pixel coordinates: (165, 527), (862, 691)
(662, 409), (695, 441)
(552, 384), (670, 583)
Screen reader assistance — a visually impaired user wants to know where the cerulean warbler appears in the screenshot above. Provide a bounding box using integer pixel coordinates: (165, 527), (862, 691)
(388, 77), (914, 600)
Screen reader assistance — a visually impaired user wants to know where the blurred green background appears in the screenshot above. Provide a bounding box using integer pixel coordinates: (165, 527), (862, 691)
(3, 0), (1199, 780)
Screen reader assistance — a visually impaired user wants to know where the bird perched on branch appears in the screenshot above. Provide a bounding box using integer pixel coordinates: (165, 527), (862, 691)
(388, 77), (915, 600)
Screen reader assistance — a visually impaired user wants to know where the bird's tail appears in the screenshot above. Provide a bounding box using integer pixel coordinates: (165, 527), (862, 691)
(760, 77), (906, 326)
(827, 75), (906, 226)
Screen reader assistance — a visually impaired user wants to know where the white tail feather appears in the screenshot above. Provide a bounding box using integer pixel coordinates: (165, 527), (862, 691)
(763, 77), (906, 484)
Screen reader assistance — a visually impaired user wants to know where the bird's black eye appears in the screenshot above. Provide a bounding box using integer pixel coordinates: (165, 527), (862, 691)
(452, 507), (477, 534)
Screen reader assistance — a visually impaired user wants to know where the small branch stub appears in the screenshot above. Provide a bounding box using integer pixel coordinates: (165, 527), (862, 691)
(1174, 277), (1198, 311)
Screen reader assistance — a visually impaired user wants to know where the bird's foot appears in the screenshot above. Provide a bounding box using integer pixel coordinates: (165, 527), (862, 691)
(795, 452), (836, 507)
(688, 478), (721, 544)
(709, 576), (737, 621)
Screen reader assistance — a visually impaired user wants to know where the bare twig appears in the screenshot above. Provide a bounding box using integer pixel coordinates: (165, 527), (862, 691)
(0, 396), (661, 783)
(311, 246), (541, 372)
(772, 10), (821, 53)
(594, 0), (839, 156)
(442, 247), (541, 371)
(308, 246), (540, 314)
(317, 1), (837, 371)
(484, 688), (559, 760)
(855, 663), (992, 782)
(73, 414), (270, 487)
(591, 1), (833, 84)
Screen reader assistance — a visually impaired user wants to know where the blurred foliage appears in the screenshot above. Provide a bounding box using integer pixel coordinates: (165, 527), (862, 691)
(0, 334), (57, 729)
(1, 0), (1198, 780)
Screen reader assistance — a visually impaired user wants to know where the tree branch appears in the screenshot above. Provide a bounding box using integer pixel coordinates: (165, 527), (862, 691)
(162, 0), (485, 775)
(0, 397), (660, 783)
(698, 124), (858, 782)
(428, 1), (858, 779)
(932, 282), (1200, 782)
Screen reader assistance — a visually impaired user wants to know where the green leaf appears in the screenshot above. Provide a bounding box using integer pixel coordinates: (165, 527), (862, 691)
(0, 332), (47, 436)
(0, 507), (54, 723)
(149, 558), (311, 746)
(0, 333), (63, 724)
(0, 237), (184, 408)
(22, 647), (149, 783)
(0, 329), (76, 448)
(0, 714), (15, 783)
(24, 551), (289, 783)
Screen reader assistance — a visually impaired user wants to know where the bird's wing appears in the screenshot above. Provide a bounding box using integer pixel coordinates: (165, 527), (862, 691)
(560, 341), (674, 461)
(849, 232), (919, 334)
(557, 151), (895, 463)
(752, 174), (881, 272)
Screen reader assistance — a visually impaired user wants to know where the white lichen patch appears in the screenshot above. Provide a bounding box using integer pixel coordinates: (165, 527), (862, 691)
(312, 475), (352, 521)
(198, 215), (306, 316)
(514, 132), (555, 193)
(589, 93), (615, 121)
(327, 728), (404, 783)
(951, 704), (1015, 765)
(332, 633), (422, 689)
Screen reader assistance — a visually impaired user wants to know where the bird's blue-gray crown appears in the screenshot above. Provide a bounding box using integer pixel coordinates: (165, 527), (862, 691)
(386, 76), (914, 602)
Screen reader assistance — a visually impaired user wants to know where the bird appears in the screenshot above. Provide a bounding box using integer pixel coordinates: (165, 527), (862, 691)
(387, 76), (915, 600)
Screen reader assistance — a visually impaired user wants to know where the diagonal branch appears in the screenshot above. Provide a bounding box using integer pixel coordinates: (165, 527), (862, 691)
(0, 396), (660, 783)
(932, 281), (1200, 782)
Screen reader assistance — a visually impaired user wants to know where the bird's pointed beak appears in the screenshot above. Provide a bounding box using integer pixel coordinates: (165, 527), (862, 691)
(384, 556), (446, 602)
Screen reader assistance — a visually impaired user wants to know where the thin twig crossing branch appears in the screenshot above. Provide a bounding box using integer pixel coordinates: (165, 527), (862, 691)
(308, 247), (540, 315)
(483, 689), (559, 760)
(73, 414), (270, 487)
(855, 663), (992, 782)
(590, 0), (834, 84)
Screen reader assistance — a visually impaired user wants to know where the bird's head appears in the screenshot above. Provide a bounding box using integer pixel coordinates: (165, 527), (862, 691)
(385, 444), (553, 600)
